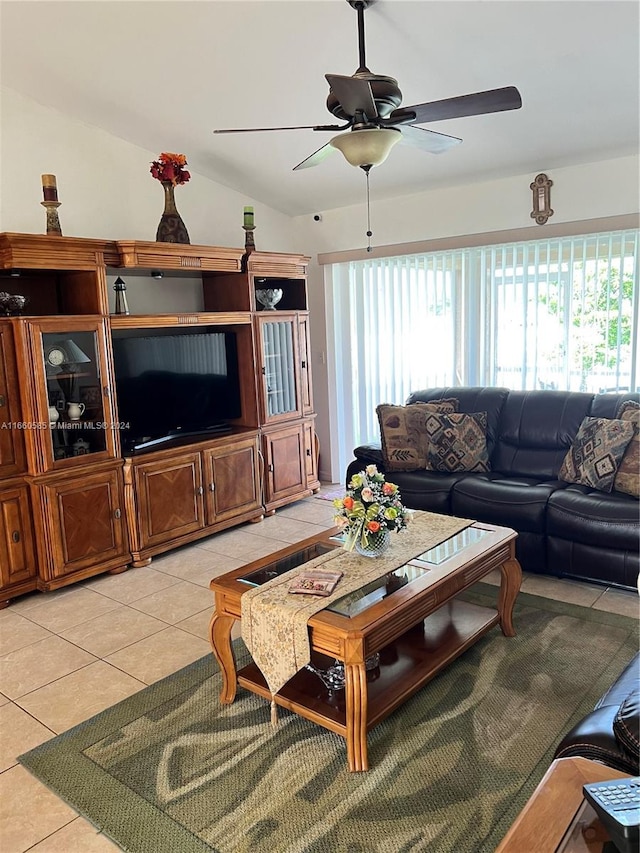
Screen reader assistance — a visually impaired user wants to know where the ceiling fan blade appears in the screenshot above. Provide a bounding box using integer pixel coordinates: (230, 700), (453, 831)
(292, 142), (337, 171)
(213, 123), (346, 134)
(392, 86), (522, 125)
(325, 74), (378, 120)
(399, 125), (462, 155)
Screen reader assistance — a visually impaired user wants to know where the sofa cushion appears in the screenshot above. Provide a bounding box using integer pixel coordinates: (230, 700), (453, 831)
(547, 484), (640, 551)
(385, 470), (470, 514)
(426, 411), (490, 473)
(614, 400), (640, 498)
(452, 474), (561, 533)
(559, 416), (634, 493)
(491, 390), (595, 478)
(376, 399), (458, 472)
(406, 386), (509, 458)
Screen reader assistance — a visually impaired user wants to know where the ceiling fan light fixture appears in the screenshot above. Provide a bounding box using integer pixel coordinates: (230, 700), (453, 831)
(330, 127), (401, 168)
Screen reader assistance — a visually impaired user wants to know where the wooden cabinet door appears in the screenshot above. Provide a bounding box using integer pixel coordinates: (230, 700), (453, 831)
(135, 452), (205, 549)
(0, 485), (37, 589)
(255, 314), (302, 424)
(302, 419), (319, 489)
(203, 436), (261, 524)
(26, 317), (118, 473)
(297, 314), (314, 416)
(42, 469), (127, 579)
(263, 424), (306, 505)
(0, 322), (26, 478)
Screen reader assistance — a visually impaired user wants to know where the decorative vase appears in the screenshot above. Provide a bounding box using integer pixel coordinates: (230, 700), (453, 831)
(255, 288), (283, 310)
(156, 181), (190, 244)
(354, 529), (391, 558)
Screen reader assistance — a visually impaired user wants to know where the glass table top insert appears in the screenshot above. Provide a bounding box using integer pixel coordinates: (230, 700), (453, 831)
(237, 526), (488, 619)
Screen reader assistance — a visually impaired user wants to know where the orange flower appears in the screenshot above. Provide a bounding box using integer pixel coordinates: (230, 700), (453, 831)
(343, 496), (354, 510)
(160, 152), (186, 166)
(366, 520), (381, 533)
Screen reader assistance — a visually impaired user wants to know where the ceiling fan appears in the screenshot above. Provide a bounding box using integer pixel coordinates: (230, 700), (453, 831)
(213, 0), (522, 172)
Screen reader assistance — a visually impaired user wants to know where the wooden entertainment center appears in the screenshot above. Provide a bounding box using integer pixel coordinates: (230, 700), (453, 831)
(0, 232), (319, 607)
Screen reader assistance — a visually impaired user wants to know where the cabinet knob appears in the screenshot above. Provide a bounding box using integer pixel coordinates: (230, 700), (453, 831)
(301, 360), (306, 369)
(306, 448), (311, 456)
(209, 482), (215, 492)
(11, 530), (20, 543)
(103, 386), (110, 397)
(196, 486), (204, 496)
(113, 508), (122, 519)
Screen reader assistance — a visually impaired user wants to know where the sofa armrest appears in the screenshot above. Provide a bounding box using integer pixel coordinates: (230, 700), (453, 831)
(352, 443), (384, 466)
(554, 705), (639, 775)
(614, 690), (640, 766)
(346, 444), (385, 488)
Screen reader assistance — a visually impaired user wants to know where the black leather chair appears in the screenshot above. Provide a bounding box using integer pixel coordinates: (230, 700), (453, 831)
(554, 653), (640, 775)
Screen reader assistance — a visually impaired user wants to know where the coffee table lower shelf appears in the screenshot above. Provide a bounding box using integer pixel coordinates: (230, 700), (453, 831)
(238, 599), (498, 737)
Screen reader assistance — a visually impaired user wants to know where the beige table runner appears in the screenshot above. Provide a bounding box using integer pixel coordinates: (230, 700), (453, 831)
(241, 511), (473, 702)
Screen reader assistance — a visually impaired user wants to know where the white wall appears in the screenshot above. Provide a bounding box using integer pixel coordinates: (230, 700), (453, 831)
(293, 155), (639, 254)
(0, 88), (295, 250)
(3, 88), (639, 484)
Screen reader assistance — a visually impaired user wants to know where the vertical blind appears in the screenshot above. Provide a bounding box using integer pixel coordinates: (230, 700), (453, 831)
(329, 229), (638, 473)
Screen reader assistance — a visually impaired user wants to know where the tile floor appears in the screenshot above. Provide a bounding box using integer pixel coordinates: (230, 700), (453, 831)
(0, 488), (638, 852)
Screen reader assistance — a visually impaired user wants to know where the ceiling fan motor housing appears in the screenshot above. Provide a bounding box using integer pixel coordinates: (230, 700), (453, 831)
(327, 72), (403, 121)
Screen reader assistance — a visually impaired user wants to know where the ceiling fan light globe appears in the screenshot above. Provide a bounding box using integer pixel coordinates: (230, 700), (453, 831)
(330, 128), (401, 168)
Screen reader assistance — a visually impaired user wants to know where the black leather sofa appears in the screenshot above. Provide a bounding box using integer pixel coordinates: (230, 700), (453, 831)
(346, 387), (640, 589)
(554, 652), (639, 774)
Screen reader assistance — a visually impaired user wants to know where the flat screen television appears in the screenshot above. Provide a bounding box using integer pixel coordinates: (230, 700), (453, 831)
(111, 328), (242, 453)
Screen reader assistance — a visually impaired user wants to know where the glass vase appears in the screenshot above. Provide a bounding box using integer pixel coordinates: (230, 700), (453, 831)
(156, 181), (190, 244)
(354, 529), (391, 558)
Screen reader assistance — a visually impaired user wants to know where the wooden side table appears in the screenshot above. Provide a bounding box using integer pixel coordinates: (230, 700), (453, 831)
(496, 757), (630, 852)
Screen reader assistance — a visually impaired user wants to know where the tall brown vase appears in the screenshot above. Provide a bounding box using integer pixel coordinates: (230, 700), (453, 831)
(156, 181), (190, 244)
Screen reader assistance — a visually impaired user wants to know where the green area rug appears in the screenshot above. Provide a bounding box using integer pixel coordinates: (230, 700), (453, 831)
(19, 585), (638, 853)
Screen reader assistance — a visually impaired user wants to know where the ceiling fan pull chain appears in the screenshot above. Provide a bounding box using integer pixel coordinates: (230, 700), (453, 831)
(364, 165), (373, 253)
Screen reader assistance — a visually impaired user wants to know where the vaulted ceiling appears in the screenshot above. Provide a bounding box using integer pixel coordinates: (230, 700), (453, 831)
(2, 1), (638, 216)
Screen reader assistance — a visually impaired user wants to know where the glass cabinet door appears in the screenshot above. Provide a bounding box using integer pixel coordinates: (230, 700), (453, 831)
(257, 315), (301, 422)
(30, 320), (117, 470)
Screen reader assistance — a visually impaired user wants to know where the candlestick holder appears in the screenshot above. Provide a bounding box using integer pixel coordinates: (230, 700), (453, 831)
(41, 200), (63, 236)
(243, 225), (256, 253)
(241, 225), (256, 271)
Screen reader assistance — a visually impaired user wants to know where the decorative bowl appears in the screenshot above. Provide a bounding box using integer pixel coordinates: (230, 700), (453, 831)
(255, 288), (283, 311)
(0, 292), (26, 316)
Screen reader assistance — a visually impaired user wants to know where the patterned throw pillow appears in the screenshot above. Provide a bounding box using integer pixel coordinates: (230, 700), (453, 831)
(425, 411), (491, 473)
(559, 416), (635, 493)
(377, 398), (459, 471)
(614, 400), (639, 498)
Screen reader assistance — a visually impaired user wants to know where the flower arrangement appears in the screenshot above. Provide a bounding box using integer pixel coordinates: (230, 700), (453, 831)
(150, 152), (191, 186)
(333, 465), (409, 552)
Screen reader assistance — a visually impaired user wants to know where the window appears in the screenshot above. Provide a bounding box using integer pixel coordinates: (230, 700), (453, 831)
(329, 229), (638, 473)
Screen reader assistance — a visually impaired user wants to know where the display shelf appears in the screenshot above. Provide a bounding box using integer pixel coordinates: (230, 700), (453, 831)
(110, 312), (252, 329)
(116, 240), (244, 273)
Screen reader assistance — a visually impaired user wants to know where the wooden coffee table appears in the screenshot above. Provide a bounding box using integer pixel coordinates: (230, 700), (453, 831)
(209, 521), (521, 772)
